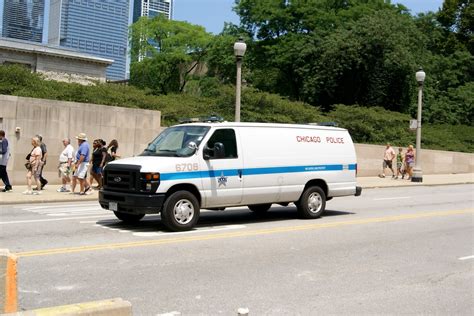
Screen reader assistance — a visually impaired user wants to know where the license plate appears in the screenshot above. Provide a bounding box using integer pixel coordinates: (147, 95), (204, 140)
(109, 202), (118, 211)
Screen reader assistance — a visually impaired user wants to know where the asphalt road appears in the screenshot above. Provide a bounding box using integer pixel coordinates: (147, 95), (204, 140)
(1, 184), (473, 315)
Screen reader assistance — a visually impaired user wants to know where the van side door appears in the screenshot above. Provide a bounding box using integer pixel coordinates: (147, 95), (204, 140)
(200, 128), (243, 207)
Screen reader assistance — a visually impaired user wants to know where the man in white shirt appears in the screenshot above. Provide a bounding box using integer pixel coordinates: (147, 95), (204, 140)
(57, 138), (74, 192)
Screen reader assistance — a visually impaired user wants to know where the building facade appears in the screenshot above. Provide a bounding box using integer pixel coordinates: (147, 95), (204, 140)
(132, 0), (172, 23)
(55, 0), (130, 80)
(1, 0), (48, 43)
(1, 0), (173, 81)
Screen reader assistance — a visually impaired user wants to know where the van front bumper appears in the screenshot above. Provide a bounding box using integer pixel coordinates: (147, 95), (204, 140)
(355, 186), (362, 196)
(99, 190), (165, 214)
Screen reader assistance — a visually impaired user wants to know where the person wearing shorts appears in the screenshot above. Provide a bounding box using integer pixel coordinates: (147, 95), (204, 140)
(395, 147), (405, 179)
(23, 137), (43, 195)
(380, 143), (396, 178)
(57, 138), (74, 192)
(405, 145), (415, 180)
(90, 139), (107, 189)
(74, 133), (91, 195)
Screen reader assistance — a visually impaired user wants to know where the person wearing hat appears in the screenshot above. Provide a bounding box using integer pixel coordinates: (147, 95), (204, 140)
(74, 133), (92, 195)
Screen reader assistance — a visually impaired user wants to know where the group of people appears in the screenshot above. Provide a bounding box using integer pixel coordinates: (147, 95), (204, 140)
(53, 133), (120, 195)
(381, 143), (416, 180)
(0, 130), (119, 195)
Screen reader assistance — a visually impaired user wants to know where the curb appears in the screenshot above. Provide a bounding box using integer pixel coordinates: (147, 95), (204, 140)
(0, 249), (17, 314)
(360, 181), (473, 189)
(3, 298), (132, 316)
(1, 196), (97, 206)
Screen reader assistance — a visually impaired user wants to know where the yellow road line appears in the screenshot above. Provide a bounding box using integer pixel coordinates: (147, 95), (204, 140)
(15, 209), (474, 258)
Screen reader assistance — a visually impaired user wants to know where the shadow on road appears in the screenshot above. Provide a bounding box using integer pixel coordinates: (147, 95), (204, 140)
(95, 205), (355, 233)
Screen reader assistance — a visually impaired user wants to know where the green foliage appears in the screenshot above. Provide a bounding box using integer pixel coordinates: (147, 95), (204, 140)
(1, 64), (472, 153)
(129, 15), (213, 94)
(327, 105), (415, 146)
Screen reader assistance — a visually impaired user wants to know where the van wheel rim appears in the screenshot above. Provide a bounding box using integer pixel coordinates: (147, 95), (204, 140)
(173, 199), (194, 224)
(307, 192), (322, 213)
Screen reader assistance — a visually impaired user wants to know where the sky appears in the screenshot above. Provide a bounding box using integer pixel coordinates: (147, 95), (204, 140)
(173, 0), (445, 34)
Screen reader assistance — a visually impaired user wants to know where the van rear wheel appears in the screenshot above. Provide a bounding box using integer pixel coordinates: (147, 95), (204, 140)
(161, 190), (200, 232)
(113, 211), (145, 223)
(296, 186), (326, 219)
(248, 203), (272, 214)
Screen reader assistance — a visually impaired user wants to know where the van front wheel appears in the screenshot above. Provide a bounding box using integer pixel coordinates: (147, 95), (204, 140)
(161, 191), (200, 232)
(296, 186), (326, 219)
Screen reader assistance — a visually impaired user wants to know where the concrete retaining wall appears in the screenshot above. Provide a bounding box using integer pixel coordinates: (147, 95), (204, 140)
(0, 95), (161, 186)
(1, 95), (472, 185)
(355, 143), (474, 176)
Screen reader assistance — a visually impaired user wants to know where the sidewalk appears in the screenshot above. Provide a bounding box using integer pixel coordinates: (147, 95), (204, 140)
(1, 173), (472, 205)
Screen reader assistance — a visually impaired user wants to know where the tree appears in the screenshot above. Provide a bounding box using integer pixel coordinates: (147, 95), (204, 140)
(234, 0), (422, 111)
(129, 15), (212, 94)
(437, 0), (474, 53)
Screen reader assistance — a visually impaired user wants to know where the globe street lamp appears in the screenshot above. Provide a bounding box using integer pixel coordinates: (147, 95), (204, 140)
(234, 38), (247, 122)
(412, 68), (426, 182)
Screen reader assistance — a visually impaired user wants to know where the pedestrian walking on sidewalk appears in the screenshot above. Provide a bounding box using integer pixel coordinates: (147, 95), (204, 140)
(90, 139), (107, 189)
(379, 143), (396, 178)
(0, 130), (12, 192)
(105, 139), (120, 164)
(24, 137), (43, 195)
(405, 145), (415, 180)
(74, 133), (92, 195)
(36, 134), (48, 189)
(57, 138), (74, 192)
(395, 147), (405, 179)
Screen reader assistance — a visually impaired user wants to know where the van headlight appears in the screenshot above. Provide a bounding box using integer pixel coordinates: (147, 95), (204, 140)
(140, 173), (160, 192)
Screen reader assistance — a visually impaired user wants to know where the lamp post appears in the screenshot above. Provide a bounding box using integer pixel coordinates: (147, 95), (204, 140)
(234, 38), (247, 122)
(412, 68), (426, 182)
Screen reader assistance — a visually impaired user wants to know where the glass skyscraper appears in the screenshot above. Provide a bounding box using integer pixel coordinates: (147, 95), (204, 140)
(1, 0), (173, 80)
(57, 0), (130, 80)
(132, 0), (172, 22)
(1, 0), (47, 43)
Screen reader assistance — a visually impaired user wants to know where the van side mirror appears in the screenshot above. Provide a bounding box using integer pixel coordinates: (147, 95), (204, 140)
(203, 142), (225, 160)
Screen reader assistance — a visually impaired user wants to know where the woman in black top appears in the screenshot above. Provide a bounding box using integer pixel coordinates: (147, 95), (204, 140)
(90, 139), (107, 189)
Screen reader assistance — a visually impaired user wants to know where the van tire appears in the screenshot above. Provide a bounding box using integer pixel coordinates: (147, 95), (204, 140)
(113, 211), (145, 223)
(248, 204), (272, 214)
(161, 190), (200, 232)
(296, 186), (326, 219)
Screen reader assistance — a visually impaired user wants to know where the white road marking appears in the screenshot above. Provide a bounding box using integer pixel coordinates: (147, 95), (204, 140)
(20, 203), (99, 210)
(373, 196), (411, 201)
(458, 255), (474, 260)
(132, 224), (246, 237)
(0, 215), (113, 225)
(19, 203), (106, 217)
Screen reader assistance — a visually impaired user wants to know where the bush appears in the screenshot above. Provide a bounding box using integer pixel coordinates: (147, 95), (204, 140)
(0, 65), (471, 153)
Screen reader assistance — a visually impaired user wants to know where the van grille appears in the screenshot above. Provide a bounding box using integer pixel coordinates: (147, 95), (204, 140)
(103, 164), (141, 192)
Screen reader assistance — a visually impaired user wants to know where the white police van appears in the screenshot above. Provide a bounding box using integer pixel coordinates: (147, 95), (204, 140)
(99, 120), (362, 231)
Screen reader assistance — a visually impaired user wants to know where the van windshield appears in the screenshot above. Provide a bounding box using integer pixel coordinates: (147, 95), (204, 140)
(140, 125), (210, 157)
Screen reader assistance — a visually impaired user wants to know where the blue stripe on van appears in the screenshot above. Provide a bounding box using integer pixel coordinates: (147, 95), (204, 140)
(159, 164), (356, 181)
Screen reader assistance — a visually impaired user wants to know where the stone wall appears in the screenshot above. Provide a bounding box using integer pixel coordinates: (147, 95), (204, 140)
(0, 95), (161, 185)
(0, 95), (472, 186)
(355, 143), (474, 176)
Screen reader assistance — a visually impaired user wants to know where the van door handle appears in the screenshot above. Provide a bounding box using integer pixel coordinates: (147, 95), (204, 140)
(238, 170), (242, 178)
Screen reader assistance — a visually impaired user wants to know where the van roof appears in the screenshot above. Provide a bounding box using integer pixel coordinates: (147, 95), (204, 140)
(177, 122), (347, 131)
